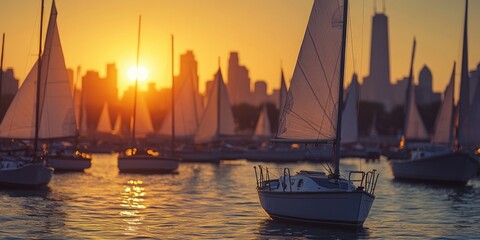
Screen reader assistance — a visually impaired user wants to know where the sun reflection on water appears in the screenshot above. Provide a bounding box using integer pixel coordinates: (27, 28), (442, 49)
(120, 179), (147, 234)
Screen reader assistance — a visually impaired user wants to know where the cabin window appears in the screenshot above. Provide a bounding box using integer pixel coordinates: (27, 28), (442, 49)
(297, 179), (304, 189)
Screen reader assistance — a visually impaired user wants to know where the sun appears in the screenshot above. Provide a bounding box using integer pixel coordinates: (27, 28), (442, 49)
(127, 65), (149, 83)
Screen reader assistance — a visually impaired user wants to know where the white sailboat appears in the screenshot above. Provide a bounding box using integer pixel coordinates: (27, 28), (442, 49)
(390, 0), (479, 184)
(254, 104), (271, 139)
(254, 0), (378, 227)
(174, 68), (235, 163)
(158, 69), (203, 140)
(117, 16), (179, 173)
(0, 1), (65, 187)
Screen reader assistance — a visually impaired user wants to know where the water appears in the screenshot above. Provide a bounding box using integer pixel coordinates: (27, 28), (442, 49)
(0, 154), (479, 239)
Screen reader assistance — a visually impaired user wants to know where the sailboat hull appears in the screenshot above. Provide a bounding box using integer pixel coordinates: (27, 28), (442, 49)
(390, 152), (479, 184)
(0, 161), (53, 188)
(175, 151), (222, 163)
(118, 155), (180, 173)
(257, 190), (374, 227)
(47, 156), (91, 172)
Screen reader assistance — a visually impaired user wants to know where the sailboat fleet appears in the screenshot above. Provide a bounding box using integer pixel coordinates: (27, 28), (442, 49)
(0, 0), (479, 232)
(389, 0), (480, 184)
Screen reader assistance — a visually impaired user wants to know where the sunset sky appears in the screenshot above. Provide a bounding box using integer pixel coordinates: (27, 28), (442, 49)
(0, 0), (479, 96)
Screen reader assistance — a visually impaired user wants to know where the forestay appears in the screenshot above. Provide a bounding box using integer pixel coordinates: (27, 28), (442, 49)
(276, 0), (344, 142)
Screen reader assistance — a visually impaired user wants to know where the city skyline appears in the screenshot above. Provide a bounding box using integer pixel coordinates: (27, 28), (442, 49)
(0, 0), (479, 95)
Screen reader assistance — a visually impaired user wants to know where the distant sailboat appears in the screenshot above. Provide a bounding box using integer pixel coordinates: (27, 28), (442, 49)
(390, 0), (479, 184)
(194, 69), (235, 144)
(117, 16), (179, 173)
(255, 0), (378, 227)
(254, 104), (271, 138)
(0, 1), (62, 187)
(158, 70), (203, 140)
(341, 74), (359, 144)
(172, 69), (235, 163)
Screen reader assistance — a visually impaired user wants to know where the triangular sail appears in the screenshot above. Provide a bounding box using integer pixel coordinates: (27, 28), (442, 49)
(133, 94), (154, 138)
(404, 81), (429, 141)
(194, 69), (235, 144)
(369, 112), (378, 138)
(403, 39), (429, 141)
(254, 104), (271, 138)
(97, 102), (112, 133)
(159, 73), (203, 138)
(341, 74), (359, 143)
(0, 2), (77, 139)
(276, 0), (344, 142)
(432, 63), (455, 145)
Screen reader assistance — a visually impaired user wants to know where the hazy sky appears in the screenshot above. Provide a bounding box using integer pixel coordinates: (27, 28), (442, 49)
(0, 0), (479, 95)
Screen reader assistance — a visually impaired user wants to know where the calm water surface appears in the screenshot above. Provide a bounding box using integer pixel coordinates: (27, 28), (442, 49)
(0, 154), (479, 239)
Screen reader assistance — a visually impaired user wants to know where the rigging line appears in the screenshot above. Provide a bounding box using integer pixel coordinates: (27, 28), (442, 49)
(348, 2), (355, 73)
(286, 109), (333, 139)
(296, 61), (336, 132)
(360, 0), (365, 80)
(305, 21), (337, 117)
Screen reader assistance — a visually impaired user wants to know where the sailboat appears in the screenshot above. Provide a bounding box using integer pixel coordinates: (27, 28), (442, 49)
(173, 68), (234, 163)
(117, 16), (179, 173)
(254, 0), (378, 227)
(390, 1), (479, 184)
(0, 1), (66, 187)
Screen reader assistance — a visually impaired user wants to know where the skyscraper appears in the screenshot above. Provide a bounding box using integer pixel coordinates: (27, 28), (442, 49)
(360, 8), (393, 110)
(227, 52), (251, 105)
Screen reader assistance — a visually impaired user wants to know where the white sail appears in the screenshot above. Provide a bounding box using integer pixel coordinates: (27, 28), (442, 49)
(432, 63), (455, 144)
(194, 69), (235, 144)
(254, 104), (271, 138)
(0, 2), (77, 140)
(97, 103), (112, 133)
(404, 79), (429, 141)
(276, 0), (344, 142)
(341, 74), (359, 143)
(159, 73), (203, 138)
(133, 94), (154, 138)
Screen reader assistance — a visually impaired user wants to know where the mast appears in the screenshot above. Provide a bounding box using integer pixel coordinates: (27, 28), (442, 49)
(403, 38), (417, 139)
(171, 34), (175, 154)
(216, 63), (221, 141)
(0, 33), (4, 100)
(131, 15), (141, 148)
(334, 0), (349, 177)
(33, 0), (45, 160)
(457, 0), (469, 146)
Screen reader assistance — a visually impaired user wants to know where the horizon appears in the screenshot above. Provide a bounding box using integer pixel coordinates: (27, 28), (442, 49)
(0, 0), (479, 96)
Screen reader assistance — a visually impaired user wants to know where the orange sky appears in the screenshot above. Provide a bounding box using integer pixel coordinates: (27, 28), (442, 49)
(0, 0), (479, 96)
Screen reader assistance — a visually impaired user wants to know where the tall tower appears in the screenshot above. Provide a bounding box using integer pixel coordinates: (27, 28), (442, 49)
(227, 52), (251, 105)
(361, 6), (392, 110)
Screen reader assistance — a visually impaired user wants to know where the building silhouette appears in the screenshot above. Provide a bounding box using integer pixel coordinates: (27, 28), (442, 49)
(227, 52), (251, 105)
(0, 68), (18, 120)
(252, 80), (267, 106)
(415, 65), (440, 105)
(360, 8), (393, 110)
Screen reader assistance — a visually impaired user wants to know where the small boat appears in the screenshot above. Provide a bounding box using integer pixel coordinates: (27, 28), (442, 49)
(390, 1), (480, 184)
(254, 0), (378, 227)
(118, 148), (179, 173)
(0, 1), (69, 187)
(47, 144), (92, 172)
(117, 16), (179, 173)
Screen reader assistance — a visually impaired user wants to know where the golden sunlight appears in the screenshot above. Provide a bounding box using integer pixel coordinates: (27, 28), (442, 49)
(127, 65), (149, 83)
